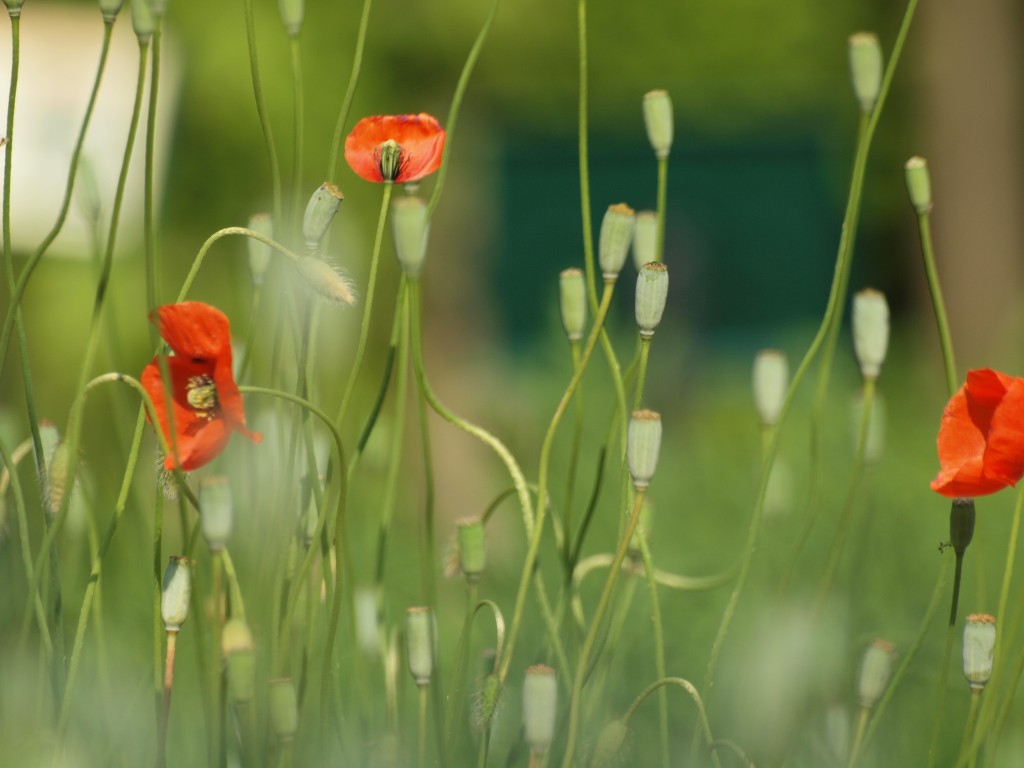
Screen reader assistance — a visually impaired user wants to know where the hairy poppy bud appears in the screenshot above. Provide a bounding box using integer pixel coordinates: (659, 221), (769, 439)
(627, 410), (662, 489)
(857, 639), (895, 709)
(161, 556), (193, 632)
(852, 289), (889, 380)
(391, 196), (430, 276)
(752, 349), (788, 427)
(635, 262), (668, 337)
(406, 606), (436, 686)
(632, 211), (658, 270)
(559, 267), (587, 342)
(642, 90), (673, 158)
(848, 33), (883, 114)
(599, 203), (636, 280)
(963, 614), (996, 691)
(591, 719), (630, 768)
(247, 213), (274, 285)
(905, 156), (932, 214)
(522, 664), (557, 756)
(295, 256), (356, 305)
(302, 182), (344, 250)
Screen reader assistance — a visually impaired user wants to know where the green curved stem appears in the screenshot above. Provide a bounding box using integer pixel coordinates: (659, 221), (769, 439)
(915, 209), (958, 394)
(576, 0), (597, 307)
(242, 0), (282, 225)
(621, 676), (714, 752)
(426, 0), (501, 218)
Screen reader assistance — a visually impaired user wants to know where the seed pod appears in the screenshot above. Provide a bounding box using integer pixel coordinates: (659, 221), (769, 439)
(642, 90), (673, 158)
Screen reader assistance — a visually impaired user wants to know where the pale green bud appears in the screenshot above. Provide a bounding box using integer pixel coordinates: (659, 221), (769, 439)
(849, 33), (883, 113)
(200, 475), (233, 551)
(355, 587), (380, 657)
(632, 210), (658, 270)
(635, 262), (668, 337)
(406, 606), (436, 686)
(131, 0), (155, 40)
(963, 614), (996, 691)
(591, 719), (630, 768)
(852, 289), (889, 379)
(99, 0), (126, 21)
(642, 90), (673, 158)
(559, 267), (587, 342)
(857, 639), (894, 709)
(752, 349), (788, 427)
(390, 196), (430, 276)
(905, 156), (932, 214)
(269, 679), (298, 740)
(222, 618), (256, 703)
(278, 0), (303, 36)
(627, 410), (662, 489)
(302, 182), (344, 250)
(599, 203), (636, 280)
(522, 664), (557, 755)
(161, 556), (193, 631)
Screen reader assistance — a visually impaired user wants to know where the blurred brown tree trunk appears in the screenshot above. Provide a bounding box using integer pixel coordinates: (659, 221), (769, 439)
(919, 0), (1024, 368)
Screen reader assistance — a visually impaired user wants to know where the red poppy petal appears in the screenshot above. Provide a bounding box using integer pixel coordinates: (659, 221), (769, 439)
(153, 302), (232, 361)
(212, 359), (262, 444)
(964, 368), (1013, 409)
(171, 418), (232, 472)
(344, 114), (446, 183)
(982, 376), (1024, 487)
(931, 383), (992, 497)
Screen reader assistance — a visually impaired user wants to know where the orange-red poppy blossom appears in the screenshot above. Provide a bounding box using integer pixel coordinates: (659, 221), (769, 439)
(141, 302), (262, 472)
(931, 368), (1024, 498)
(344, 113), (446, 183)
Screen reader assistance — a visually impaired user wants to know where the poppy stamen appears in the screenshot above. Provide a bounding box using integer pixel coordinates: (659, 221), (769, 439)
(375, 140), (408, 182)
(186, 375), (220, 419)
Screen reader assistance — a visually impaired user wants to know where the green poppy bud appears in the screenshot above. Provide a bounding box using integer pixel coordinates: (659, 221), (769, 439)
(642, 90), (673, 158)
(278, 0), (303, 36)
(269, 678), (298, 740)
(599, 203), (636, 280)
(559, 267), (587, 342)
(161, 556), (193, 632)
(848, 32), (883, 113)
(627, 410), (662, 489)
(905, 156), (932, 214)
(391, 196), (430, 276)
(852, 289), (889, 380)
(522, 664), (557, 756)
(632, 210), (658, 270)
(635, 262), (668, 337)
(457, 517), (486, 582)
(857, 639), (895, 709)
(302, 182), (344, 250)
(963, 614), (996, 691)
(752, 350), (788, 427)
(406, 606), (436, 686)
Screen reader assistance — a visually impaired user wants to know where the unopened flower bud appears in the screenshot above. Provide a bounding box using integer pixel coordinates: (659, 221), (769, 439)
(599, 203), (636, 280)
(753, 350), (788, 427)
(406, 607), (436, 686)
(522, 664), (557, 755)
(950, 498), (976, 557)
(131, 0), (155, 40)
(627, 410), (662, 489)
(147, 0), (167, 19)
(848, 33), (883, 114)
(222, 618), (256, 703)
(99, 0), (126, 21)
(3, 0), (24, 16)
(355, 587), (380, 657)
(476, 672), (502, 730)
(632, 210), (658, 270)
(161, 556), (193, 632)
(277, 0), (303, 36)
(295, 256), (356, 305)
(44, 442), (71, 519)
(559, 267), (587, 342)
(591, 719), (630, 768)
(457, 517), (486, 582)
(963, 614), (996, 691)
(200, 475), (233, 551)
(905, 156), (932, 214)
(857, 639), (895, 709)
(642, 90), (673, 158)
(269, 678), (298, 740)
(852, 289), (889, 379)
(302, 182), (344, 250)
(391, 196), (429, 276)
(635, 262), (668, 337)
(247, 213), (274, 285)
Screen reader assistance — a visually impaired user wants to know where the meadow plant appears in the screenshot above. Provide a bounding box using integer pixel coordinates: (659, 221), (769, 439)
(4, 0), (1024, 767)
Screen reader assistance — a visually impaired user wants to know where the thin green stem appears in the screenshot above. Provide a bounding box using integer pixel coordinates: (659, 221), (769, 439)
(326, 0), (374, 179)
(635, 536), (669, 768)
(288, 35), (304, 227)
(561, 488), (647, 767)
(620, 677), (714, 750)
(426, 0), (501, 218)
(632, 337), (651, 412)
(417, 684), (429, 768)
(915, 210), (958, 395)
(959, 691), (982, 765)
(242, 0), (282, 225)
(144, 21), (163, 330)
(847, 707), (871, 768)
(576, 0), (597, 307)
(654, 155), (668, 262)
(334, 183), (393, 430)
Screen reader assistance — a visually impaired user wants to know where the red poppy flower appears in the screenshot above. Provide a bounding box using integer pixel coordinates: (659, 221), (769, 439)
(931, 369), (1024, 498)
(344, 113), (446, 183)
(141, 302), (262, 472)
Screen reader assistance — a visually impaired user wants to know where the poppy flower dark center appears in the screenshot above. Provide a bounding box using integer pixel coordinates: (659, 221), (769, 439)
(375, 139), (407, 182)
(186, 375), (220, 419)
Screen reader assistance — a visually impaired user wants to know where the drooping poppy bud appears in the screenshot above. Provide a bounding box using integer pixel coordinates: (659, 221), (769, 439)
(294, 256), (357, 306)
(302, 182), (344, 251)
(222, 618), (256, 703)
